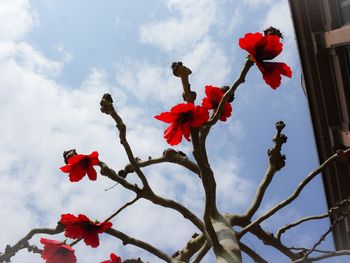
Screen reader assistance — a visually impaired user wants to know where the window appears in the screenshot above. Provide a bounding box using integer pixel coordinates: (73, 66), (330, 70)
(338, 0), (350, 24)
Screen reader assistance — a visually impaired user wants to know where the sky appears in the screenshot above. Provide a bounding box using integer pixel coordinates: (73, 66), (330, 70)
(0, 0), (348, 262)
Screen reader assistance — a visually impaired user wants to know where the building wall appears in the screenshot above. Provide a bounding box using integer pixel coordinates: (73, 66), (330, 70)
(289, 0), (350, 250)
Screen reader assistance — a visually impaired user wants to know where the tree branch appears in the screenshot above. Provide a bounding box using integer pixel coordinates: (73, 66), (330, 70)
(100, 160), (205, 233)
(142, 186), (205, 233)
(239, 148), (350, 237)
(239, 241), (268, 263)
(190, 128), (222, 254)
(298, 250), (350, 262)
(276, 214), (328, 240)
(244, 121), (287, 220)
(106, 228), (174, 263)
(100, 93), (150, 188)
(191, 241), (211, 263)
(205, 59), (254, 127)
(0, 225), (63, 263)
(173, 233), (206, 262)
(293, 211), (350, 262)
(120, 149), (200, 178)
(171, 62), (196, 103)
(247, 225), (297, 260)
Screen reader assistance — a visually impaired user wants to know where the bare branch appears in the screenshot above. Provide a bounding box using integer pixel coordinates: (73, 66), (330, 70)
(121, 149), (200, 178)
(0, 225), (63, 263)
(299, 250), (350, 262)
(104, 195), (140, 222)
(100, 93), (150, 188)
(244, 121), (287, 220)
(277, 213), (329, 240)
(293, 212), (350, 262)
(277, 196), (350, 240)
(190, 128), (222, 254)
(247, 225), (297, 260)
(205, 59), (254, 127)
(142, 187), (205, 233)
(100, 160), (205, 232)
(239, 242), (268, 263)
(171, 62), (196, 103)
(289, 247), (333, 254)
(239, 148), (350, 237)
(99, 161), (141, 192)
(173, 233), (206, 262)
(69, 197), (140, 247)
(106, 228), (173, 263)
(191, 241), (211, 263)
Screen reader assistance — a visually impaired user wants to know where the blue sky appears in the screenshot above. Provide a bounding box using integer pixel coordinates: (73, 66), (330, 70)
(0, 0), (347, 262)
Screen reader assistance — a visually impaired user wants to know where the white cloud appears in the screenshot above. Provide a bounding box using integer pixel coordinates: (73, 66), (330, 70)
(243, 0), (273, 7)
(139, 0), (221, 53)
(0, 0), (37, 41)
(181, 37), (231, 92)
(115, 60), (180, 105)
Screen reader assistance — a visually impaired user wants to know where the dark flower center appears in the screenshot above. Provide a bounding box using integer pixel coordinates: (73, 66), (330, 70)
(79, 221), (97, 232)
(56, 247), (69, 255)
(178, 111), (192, 123)
(79, 158), (91, 169)
(211, 98), (219, 109)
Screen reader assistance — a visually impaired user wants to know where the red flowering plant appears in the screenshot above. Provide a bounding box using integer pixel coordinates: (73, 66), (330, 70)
(155, 102), (209, 145)
(100, 253), (122, 263)
(239, 28), (292, 89)
(40, 238), (76, 263)
(60, 151), (100, 182)
(60, 214), (112, 248)
(4, 27), (350, 263)
(202, 85), (232, 122)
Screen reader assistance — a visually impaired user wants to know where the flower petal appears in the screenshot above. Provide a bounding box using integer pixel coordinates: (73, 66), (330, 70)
(68, 165), (86, 182)
(154, 112), (177, 123)
(86, 165), (97, 181)
(257, 35), (282, 60)
(239, 32), (263, 57)
(164, 122), (183, 145)
(257, 62), (292, 89)
(190, 106), (209, 127)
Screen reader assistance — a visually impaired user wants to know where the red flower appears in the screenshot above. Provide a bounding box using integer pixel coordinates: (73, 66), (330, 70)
(60, 214), (112, 248)
(40, 238), (76, 263)
(100, 253), (122, 263)
(60, 151), (99, 182)
(155, 103), (209, 145)
(239, 32), (292, 89)
(202, 85), (232, 121)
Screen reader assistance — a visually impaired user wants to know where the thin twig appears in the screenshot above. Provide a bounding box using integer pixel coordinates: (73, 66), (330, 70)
(239, 242), (268, 263)
(171, 62), (196, 103)
(106, 228), (172, 262)
(248, 225), (297, 260)
(289, 246), (333, 254)
(294, 212), (350, 262)
(205, 59), (254, 127)
(104, 195), (140, 222)
(0, 226), (63, 263)
(69, 196), (140, 247)
(239, 148), (350, 237)
(276, 213), (329, 240)
(122, 149), (200, 177)
(173, 233), (206, 262)
(244, 121), (287, 220)
(191, 241), (211, 263)
(100, 160), (205, 232)
(301, 250), (350, 262)
(100, 94), (150, 188)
